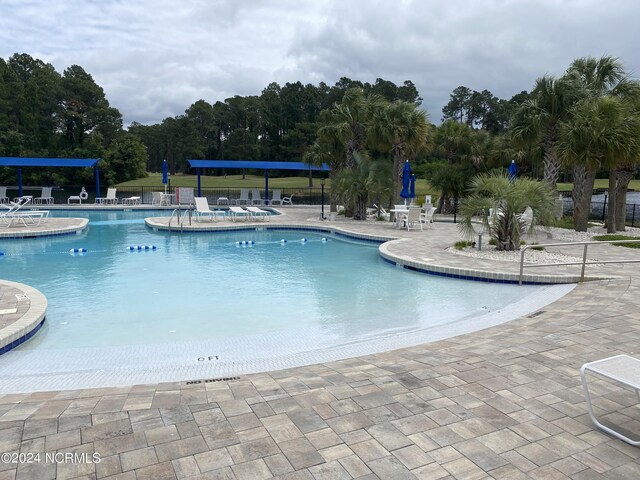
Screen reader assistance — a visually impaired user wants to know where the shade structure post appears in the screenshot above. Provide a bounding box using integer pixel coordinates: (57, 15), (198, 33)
(321, 177), (325, 220)
(94, 165), (100, 200)
(17, 167), (23, 197)
(197, 168), (201, 196)
(265, 169), (269, 205)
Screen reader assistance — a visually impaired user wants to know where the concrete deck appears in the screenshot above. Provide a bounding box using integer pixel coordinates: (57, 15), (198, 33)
(1, 206), (639, 479)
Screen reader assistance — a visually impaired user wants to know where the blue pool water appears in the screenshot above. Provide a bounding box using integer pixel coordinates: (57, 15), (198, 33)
(0, 210), (573, 392)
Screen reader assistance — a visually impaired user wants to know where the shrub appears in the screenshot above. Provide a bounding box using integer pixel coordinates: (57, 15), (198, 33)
(454, 241), (474, 250)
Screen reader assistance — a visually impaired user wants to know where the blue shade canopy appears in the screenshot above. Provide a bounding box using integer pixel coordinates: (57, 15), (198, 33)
(409, 174), (416, 199)
(400, 161), (412, 198)
(188, 159), (330, 201)
(0, 157), (100, 167)
(1, 157), (102, 196)
(188, 160), (330, 171)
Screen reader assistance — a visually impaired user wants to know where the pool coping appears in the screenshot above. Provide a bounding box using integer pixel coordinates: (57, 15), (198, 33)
(145, 217), (614, 285)
(0, 218), (88, 239)
(0, 280), (47, 354)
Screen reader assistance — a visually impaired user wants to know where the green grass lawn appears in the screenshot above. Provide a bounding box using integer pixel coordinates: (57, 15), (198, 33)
(118, 173), (319, 188)
(118, 173), (436, 197)
(557, 179), (640, 192)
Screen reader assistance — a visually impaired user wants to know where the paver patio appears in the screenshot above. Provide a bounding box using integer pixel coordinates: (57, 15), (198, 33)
(0, 206), (639, 479)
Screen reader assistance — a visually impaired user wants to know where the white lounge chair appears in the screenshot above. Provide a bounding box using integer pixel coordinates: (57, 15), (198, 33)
(370, 203), (390, 220)
(0, 187), (9, 204)
(234, 189), (250, 205)
(247, 206), (270, 221)
(270, 189), (283, 206)
(1, 197), (49, 228)
(229, 206), (251, 221)
(281, 193), (293, 205)
(1, 198), (26, 227)
(194, 197), (225, 222)
(96, 188), (118, 205)
(581, 354), (640, 446)
(68, 187), (88, 204)
(251, 189), (263, 205)
(34, 187), (54, 205)
(122, 196), (141, 205)
(401, 206), (423, 231)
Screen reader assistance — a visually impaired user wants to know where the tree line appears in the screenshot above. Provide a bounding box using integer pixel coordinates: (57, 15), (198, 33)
(127, 78), (422, 176)
(1, 52), (638, 233)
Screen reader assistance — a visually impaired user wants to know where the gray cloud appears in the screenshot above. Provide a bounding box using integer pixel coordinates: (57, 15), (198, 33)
(1, 0), (638, 126)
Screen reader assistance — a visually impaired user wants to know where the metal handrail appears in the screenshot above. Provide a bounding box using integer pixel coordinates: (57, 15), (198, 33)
(167, 205), (193, 232)
(519, 239), (640, 285)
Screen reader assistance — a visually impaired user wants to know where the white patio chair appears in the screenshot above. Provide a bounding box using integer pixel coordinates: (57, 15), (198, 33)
(247, 206), (270, 221)
(518, 206), (534, 230)
(151, 192), (163, 206)
(281, 193), (294, 205)
(251, 189), (263, 205)
(270, 189), (283, 206)
(401, 206), (423, 231)
(234, 189), (250, 205)
(420, 206), (436, 227)
(0, 187), (9, 204)
(193, 197), (225, 222)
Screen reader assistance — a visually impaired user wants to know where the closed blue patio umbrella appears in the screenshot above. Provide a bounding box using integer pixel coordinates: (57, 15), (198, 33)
(508, 160), (518, 181)
(162, 159), (169, 193)
(400, 160), (412, 205)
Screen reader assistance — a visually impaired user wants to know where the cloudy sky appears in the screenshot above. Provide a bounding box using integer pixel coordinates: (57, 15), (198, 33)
(1, 0), (638, 127)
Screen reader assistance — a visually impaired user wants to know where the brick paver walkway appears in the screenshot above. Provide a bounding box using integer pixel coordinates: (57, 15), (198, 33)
(1, 207), (639, 479)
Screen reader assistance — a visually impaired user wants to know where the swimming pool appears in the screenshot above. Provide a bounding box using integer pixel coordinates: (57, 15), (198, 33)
(0, 210), (574, 392)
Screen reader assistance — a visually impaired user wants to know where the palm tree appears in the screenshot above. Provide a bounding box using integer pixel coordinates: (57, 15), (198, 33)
(333, 152), (391, 220)
(565, 56), (640, 232)
(370, 101), (429, 204)
(511, 74), (581, 194)
(556, 96), (640, 231)
(317, 88), (377, 168)
(459, 173), (556, 251)
(315, 88), (381, 215)
(426, 162), (474, 222)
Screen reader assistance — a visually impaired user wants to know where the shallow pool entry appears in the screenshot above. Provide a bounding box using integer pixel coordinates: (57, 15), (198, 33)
(0, 210), (574, 392)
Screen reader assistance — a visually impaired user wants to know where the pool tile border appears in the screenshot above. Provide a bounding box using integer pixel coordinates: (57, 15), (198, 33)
(0, 218), (88, 238)
(145, 217), (613, 285)
(0, 280), (47, 354)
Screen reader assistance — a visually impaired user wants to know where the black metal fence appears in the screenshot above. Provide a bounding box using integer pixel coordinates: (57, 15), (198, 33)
(17, 185), (639, 226)
(562, 197), (640, 227)
(33, 185), (327, 206)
